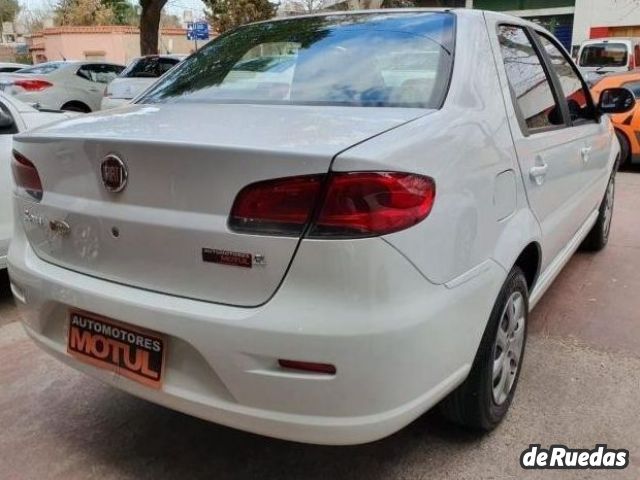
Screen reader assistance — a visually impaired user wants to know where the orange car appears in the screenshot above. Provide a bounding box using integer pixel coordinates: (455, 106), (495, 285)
(591, 71), (640, 167)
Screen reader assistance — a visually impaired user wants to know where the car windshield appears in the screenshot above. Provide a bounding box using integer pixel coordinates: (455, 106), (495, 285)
(579, 43), (628, 67)
(138, 12), (455, 109)
(120, 57), (181, 78)
(14, 62), (67, 75)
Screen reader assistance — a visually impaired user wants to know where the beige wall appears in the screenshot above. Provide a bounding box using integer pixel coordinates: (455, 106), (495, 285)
(30, 27), (212, 66)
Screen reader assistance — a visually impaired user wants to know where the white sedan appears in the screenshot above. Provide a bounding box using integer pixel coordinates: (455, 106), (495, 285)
(102, 54), (186, 110)
(0, 94), (76, 271)
(6, 10), (631, 444)
(1, 61), (124, 112)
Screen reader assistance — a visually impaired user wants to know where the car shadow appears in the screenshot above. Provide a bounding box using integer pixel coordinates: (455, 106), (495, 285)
(37, 384), (486, 480)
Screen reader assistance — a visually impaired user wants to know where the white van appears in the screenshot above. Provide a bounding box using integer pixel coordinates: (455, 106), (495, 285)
(577, 38), (640, 77)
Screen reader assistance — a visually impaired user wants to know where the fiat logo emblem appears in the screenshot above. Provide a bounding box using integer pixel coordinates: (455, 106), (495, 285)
(101, 154), (128, 193)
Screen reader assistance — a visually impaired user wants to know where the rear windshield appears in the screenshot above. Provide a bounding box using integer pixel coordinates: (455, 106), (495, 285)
(579, 43), (628, 67)
(121, 57), (181, 78)
(138, 12), (455, 109)
(15, 62), (67, 75)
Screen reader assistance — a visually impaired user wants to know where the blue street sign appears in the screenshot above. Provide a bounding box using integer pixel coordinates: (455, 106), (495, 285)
(187, 22), (209, 41)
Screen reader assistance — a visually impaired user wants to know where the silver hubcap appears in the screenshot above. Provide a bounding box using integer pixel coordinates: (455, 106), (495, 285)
(492, 291), (526, 406)
(603, 178), (615, 238)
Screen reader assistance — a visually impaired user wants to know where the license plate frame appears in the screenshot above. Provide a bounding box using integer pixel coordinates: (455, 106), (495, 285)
(67, 309), (165, 389)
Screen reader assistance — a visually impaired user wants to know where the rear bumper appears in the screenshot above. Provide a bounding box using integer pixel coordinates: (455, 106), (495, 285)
(8, 226), (505, 444)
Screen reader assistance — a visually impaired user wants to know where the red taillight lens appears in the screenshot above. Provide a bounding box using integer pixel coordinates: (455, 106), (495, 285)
(311, 172), (435, 238)
(229, 172), (435, 238)
(11, 150), (43, 201)
(13, 79), (53, 92)
(229, 174), (324, 235)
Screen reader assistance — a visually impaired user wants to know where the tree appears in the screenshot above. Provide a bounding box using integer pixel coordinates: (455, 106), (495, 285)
(55, 0), (116, 25)
(139, 0), (167, 54)
(0, 0), (20, 24)
(103, 0), (139, 25)
(18, 7), (49, 32)
(281, 0), (330, 14)
(203, 0), (277, 34)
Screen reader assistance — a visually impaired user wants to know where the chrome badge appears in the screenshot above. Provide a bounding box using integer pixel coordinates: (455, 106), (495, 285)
(101, 154), (128, 193)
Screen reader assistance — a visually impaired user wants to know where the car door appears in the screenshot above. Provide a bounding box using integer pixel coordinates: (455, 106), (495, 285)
(75, 64), (123, 111)
(532, 30), (613, 221)
(490, 21), (597, 272)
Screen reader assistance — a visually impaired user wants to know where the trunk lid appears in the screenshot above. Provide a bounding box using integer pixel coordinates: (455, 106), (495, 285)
(14, 102), (426, 306)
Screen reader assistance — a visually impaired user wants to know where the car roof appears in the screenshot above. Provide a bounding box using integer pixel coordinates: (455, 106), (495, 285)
(238, 8), (553, 39)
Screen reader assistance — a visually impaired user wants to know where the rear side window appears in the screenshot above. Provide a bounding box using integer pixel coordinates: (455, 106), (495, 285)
(121, 57), (180, 78)
(579, 43), (628, 68)
(497, 26), (563, 131)
(138, 13), (456, 109)
(535, 33), (596, 124)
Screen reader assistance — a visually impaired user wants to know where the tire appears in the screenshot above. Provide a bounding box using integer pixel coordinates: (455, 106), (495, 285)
(581, 172), (615, 252)
(61, 102), (91, 113)
(615, 130), (630, 170)
(440, 267), (528, 431)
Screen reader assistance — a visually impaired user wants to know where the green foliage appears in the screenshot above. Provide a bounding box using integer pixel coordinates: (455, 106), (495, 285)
(103, 0), (139, 25)
(0, 0), (20, 23)
(203, 0), (278, 34)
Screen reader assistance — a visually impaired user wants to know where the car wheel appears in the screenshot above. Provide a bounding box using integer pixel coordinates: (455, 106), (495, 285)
(440, 267), (528, 431)
(615, 130), (630, 170)
(581, 172), (615, 251)
(61, 102), (91, 113)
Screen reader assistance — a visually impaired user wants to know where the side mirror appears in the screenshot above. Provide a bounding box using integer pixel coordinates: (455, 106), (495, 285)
(598, 87), (636, 114)
(0, 110), (14, 128)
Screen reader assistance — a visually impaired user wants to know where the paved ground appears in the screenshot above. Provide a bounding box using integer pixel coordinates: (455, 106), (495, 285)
(1, 172), (639, 480)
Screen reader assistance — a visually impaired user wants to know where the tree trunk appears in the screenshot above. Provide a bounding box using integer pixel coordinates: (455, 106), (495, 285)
(139, 0), (167, 55)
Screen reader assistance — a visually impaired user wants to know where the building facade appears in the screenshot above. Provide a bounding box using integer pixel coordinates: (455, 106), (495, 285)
(27, 26), (202, 65)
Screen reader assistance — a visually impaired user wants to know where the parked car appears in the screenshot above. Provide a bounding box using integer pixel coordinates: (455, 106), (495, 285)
(0, 62), (30, 73)
(577, 38), (640, 84)
(591, 71), (640, 167)
(101, 55), (186, 109)
(0, 61), (125, 112)
(0, 93), (77, 272)
(7, 10), (632, 445)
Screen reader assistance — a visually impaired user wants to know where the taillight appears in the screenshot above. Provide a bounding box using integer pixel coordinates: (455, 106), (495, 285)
(13, 79), (52, 92)
(229, 172), (435, 238)
(11, 150), (43, 201)
(229, 174), (324, 235)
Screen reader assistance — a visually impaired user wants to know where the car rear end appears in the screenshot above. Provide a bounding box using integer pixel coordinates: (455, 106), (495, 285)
(8, 11), (501, 444)
(102, 56), (182, 110)
(578, 39), (635, 81)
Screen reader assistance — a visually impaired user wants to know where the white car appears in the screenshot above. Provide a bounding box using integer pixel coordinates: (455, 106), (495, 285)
(0, 94), (76, 271)
(1, 61), (125, 112)
(7, 10), (632, 444)
(101, 55), (186, 110)
(0, 62), (30, 73)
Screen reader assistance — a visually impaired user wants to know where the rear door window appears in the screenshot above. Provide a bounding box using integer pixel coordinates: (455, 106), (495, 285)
(497, 25), (564, 132)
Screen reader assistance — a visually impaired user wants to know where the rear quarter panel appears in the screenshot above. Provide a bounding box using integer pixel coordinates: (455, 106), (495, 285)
(332, 10), (542, 286)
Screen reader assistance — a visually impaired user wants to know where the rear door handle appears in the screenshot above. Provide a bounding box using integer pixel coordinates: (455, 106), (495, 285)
(581, 146), (592, 163)
(529, 163), (548, 186)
